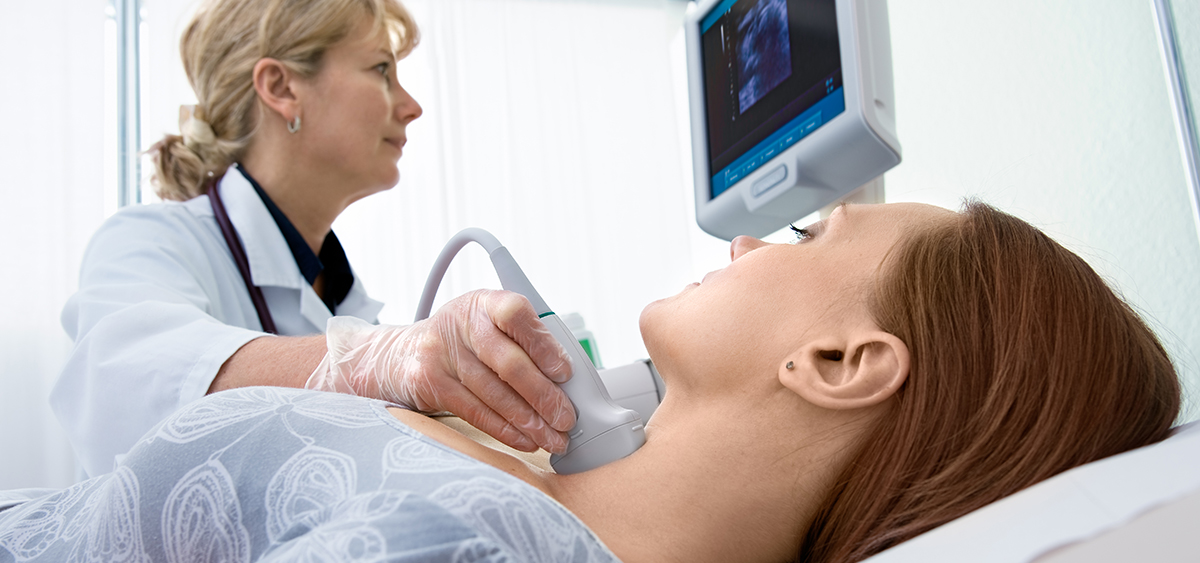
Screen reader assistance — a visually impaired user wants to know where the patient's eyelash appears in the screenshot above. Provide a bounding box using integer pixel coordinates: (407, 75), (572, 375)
(789, 223), (812, 243)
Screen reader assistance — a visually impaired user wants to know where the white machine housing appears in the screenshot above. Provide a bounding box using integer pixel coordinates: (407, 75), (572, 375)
(598, 360), (666, 424)
(686, 0), (902, 240)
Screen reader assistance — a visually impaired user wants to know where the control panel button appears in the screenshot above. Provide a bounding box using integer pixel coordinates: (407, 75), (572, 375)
(751, 164), (788, 197)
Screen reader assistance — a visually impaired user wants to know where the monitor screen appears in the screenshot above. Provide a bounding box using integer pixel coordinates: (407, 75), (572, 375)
(700, 0), (843, 200)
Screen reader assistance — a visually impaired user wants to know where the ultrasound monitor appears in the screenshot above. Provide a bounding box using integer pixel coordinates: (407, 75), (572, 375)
(686, 0), (901, 240)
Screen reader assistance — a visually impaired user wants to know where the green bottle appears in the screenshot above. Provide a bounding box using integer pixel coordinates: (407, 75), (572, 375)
(561, 312), (602, 369)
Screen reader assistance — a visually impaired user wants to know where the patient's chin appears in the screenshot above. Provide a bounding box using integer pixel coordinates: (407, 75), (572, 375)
(637, 300), (667, 345)
(637, 305), (659, 345)
(637, 305), (677, 381)
(639, 285), (687, 322)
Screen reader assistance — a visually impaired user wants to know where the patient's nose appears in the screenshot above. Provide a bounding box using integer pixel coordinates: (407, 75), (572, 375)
(730, 236), (767, 261)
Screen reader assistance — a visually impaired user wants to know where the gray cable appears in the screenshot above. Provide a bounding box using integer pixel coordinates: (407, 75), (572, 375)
(415, 228), (550, 322)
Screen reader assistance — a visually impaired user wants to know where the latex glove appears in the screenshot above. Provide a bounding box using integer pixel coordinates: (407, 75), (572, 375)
(306, 289), (576, 454)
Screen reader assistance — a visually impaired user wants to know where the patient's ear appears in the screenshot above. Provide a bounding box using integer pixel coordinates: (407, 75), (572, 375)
(779, 331), (910, 410)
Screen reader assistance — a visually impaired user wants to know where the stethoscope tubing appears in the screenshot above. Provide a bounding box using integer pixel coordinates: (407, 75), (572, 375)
(207, 178), (279, 334)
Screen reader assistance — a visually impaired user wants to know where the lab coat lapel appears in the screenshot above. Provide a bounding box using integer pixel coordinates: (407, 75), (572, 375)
(298, 284), (335, 330)
(218, 168), (303, 291)
(216, 166), (384, 331)
(218, 167), (335, 331)
(338, 278), (385, 322)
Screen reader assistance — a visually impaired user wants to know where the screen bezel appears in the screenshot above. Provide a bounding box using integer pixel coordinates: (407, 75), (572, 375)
(685, 0), (901, 240)
(698, 0), (844, 202)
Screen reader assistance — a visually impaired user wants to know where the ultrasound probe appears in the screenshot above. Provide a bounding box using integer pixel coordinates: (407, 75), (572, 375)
(415, 228), (647, 474)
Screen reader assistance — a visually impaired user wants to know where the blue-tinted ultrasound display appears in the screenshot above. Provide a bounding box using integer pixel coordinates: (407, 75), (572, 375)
(702, 0), (842, 198)
(737, 0), (792, 114)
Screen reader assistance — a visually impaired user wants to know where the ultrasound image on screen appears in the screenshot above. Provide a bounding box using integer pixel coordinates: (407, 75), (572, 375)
(702, 0), (841, 178)
(737, 0), (792, 114)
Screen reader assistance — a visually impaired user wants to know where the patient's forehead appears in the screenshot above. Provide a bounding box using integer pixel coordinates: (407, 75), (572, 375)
(840, 202), (954, 225)
(818, 203), (954, 251)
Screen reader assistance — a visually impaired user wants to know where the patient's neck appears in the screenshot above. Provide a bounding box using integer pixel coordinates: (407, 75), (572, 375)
(547, 388), (861, 563)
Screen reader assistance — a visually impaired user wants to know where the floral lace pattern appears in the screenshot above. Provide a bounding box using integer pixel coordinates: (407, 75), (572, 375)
(0, 388), (618, 563)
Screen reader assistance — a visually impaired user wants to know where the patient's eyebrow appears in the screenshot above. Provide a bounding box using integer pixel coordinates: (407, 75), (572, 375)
(803, 216), (832, 239)
(823, 202), (852, 229)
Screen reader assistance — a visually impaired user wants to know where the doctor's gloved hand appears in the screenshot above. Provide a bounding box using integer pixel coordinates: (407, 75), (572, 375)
(305, 290), (576, 454)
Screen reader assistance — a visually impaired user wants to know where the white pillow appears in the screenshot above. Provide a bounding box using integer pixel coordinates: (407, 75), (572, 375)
(863, 421), (1200, 563)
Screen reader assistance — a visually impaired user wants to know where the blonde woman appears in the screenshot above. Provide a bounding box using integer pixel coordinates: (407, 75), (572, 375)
(8, 202), (1181, 562)
(52, 0), (576, 478)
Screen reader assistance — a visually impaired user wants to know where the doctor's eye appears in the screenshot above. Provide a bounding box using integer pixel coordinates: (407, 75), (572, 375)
(789, 224), (812, 243)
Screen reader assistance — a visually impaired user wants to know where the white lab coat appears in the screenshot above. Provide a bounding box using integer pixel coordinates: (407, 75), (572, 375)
(51, 166), (384, 477)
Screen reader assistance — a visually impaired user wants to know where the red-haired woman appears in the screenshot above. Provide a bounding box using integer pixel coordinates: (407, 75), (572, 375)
(14, 202), (1180, 562)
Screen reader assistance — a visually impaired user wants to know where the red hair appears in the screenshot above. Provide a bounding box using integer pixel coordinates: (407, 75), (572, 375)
(798, 202), (1181, 562)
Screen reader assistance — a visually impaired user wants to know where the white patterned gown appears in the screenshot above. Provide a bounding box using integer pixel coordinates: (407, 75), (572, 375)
(0, 387), (621, 562)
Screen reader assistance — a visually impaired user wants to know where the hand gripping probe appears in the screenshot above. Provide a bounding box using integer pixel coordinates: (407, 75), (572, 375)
(415, 228), (646, 474)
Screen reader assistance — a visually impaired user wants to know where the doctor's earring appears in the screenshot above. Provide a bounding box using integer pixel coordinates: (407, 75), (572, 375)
(287, 114), (302, 134)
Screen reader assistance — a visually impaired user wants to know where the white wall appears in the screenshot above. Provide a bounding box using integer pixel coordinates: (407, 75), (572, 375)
(0, 1), (106, 489)
(1, 0), (1197, 491)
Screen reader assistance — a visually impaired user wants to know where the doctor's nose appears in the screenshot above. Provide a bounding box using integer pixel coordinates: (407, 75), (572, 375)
(730, 235), (767, 261)
(394, 82), (423, 124)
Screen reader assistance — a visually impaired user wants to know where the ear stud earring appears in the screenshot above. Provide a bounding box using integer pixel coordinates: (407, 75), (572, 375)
(786, 361), (794, 370)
